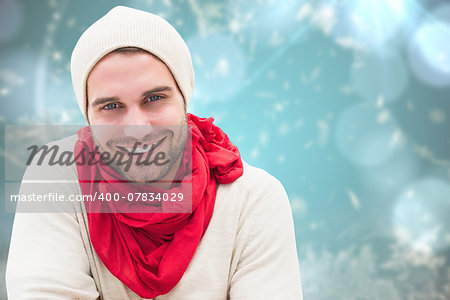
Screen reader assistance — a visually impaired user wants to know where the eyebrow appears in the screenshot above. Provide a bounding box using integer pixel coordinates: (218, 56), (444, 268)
(91, 86), (173, 107)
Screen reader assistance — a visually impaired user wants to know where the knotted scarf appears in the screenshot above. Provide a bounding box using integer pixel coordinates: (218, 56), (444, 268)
(74, 113), (243, 298)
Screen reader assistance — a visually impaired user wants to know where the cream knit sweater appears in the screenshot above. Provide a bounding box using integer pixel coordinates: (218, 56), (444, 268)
(6, 135), (303, 300)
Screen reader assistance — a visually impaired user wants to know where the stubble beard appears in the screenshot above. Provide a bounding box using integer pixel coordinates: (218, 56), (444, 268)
(92, 117), (188, 184)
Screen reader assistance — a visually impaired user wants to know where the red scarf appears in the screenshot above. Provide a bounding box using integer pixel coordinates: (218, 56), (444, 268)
(74, 113), (243, 298)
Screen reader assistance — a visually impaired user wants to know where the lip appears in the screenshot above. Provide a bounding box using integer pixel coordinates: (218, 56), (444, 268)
(115, 135), (168, 155)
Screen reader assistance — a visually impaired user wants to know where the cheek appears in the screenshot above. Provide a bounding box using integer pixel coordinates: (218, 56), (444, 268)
(87, 110), (122, 145)
(90, 124), (123, 148)
(152, 102), (186, 125)
(89, 114), (115, 125)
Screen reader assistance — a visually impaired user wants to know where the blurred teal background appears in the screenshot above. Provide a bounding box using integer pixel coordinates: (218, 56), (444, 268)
(1, 0), (450, 299)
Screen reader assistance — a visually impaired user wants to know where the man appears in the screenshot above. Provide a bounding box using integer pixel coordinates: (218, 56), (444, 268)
(6, 6), (303, 299)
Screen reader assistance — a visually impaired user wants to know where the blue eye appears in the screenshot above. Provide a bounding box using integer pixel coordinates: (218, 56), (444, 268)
(102, 103), (119, 110)
(147, 95), (162, 102)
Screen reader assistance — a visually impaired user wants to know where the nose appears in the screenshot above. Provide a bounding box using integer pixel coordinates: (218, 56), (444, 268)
(122, 106), (153, 140)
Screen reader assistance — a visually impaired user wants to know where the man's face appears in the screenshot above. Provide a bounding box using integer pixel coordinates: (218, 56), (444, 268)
(86, 51), (187, 183)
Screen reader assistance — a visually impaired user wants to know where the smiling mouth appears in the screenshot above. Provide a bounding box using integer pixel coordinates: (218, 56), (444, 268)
(115, 135), (168, 155)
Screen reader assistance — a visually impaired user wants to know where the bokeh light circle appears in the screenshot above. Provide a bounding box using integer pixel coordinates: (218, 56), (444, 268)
(359, 147), (419, 197)
(408, 20), (450, 87)
(408, 3), (450, 87)
(350, 51), (409, 103)
(335, 103), (401, 167)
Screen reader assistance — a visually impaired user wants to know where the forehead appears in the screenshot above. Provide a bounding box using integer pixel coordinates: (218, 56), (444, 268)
(87, 51), (176, 89)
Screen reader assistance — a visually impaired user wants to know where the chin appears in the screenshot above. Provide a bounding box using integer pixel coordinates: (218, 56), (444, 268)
(118, 165), (172, 183)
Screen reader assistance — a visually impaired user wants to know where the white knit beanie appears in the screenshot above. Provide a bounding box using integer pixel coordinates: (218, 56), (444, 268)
(70, 6), (194, 119)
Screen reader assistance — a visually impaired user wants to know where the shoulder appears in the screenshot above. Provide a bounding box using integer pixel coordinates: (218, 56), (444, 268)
(21, 134), (80, 195)
(51, 134), (79, 151)
(227, 160), (286, 197)
(215, 160), (289, 215)
(16, 134), (81, 213)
